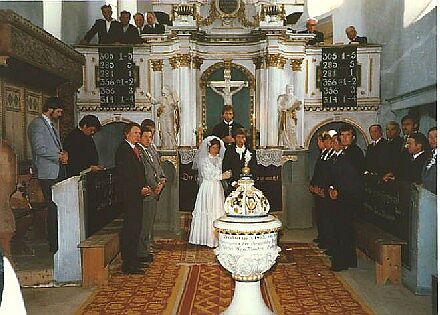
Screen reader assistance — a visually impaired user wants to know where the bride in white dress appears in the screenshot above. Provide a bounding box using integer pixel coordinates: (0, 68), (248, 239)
(189, 136), (231, 247)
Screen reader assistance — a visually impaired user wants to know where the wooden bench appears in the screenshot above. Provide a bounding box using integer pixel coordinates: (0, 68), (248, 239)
(78, 218), (123, 287)
(354, 219), (407, 285)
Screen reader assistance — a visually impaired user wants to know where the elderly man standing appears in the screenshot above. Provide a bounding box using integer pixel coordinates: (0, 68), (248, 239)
(345, 25), (368, 44)
(298, 18), (324, 45)
(115, 123), (150, 274)
(28, 97), (68, 252)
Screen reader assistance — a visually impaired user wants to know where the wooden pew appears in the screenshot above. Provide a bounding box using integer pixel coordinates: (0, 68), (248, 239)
(354, 219), (407, 285)
(78, 218), (123, 287)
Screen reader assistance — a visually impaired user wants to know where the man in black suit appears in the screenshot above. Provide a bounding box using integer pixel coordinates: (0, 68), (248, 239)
(143, 12), (165, 34)
(63, 115), (102, 177)
(81, 4), (123, 44)
(133, 12), (146, 36)
(222, 128), (256, 196)
(115, 123), (150, 274)
(396, 115), (418, 178)
(339, 124), (364, 175)
(298, 18), (324, 45)
(345, 26), (368, 44)
(402, 132), (430, 183)
(309, 132), (334, 251)
(422, 127), (437, 194)
(328, 133), (363, 271)
(212, 105), (244, 147)
(120, 11), (142, 44)
(364, 124), (388, 178)
(382, 121), (403, 181)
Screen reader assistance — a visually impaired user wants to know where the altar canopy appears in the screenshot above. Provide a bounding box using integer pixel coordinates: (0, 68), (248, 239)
(76, 1), (381, 150)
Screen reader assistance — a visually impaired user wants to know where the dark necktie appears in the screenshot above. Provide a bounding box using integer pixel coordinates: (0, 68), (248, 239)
(51, 122), (61, 149)
(133, 146), (141, 161)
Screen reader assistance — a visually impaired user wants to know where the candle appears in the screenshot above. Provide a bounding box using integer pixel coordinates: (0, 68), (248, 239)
(197, 127), (203, 145)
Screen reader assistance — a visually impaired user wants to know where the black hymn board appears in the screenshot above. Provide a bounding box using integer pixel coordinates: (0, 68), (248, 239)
(321, 46), (357, 108)
(98, 47), (135, 107)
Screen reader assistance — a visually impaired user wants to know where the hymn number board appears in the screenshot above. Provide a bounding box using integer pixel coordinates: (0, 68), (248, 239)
(98, 47), (135, 107)
(321, 46), (357, 108)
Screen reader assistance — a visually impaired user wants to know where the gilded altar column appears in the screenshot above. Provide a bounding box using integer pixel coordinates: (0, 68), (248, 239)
(266, 54), (286, 147)
(177, 54), (192, 146)
(291, 58), (305, 148)
(192, 56), (203, 146)
(253, 56), (265, 147)
(151, 59), (163, 145)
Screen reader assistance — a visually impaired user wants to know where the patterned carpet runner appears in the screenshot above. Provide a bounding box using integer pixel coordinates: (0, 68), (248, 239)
(77, 241), (372, 314)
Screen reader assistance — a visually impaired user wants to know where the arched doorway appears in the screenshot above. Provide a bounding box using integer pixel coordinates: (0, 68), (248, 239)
(200, 62), (255, 134)
(93, 121), (126, 168)
(307, 121), (368, 180)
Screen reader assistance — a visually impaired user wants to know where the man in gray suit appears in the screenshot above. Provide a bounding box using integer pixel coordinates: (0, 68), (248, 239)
(137, 126), (166, 263)
(28, 97), (68, 252)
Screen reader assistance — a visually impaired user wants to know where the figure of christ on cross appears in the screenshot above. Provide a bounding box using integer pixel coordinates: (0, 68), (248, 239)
(207, 68), (248, 106)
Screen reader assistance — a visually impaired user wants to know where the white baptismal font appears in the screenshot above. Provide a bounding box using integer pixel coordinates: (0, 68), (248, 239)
(214, 164), (282, 315)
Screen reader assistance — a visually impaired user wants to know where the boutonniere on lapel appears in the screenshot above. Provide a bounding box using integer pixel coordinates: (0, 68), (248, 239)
(244, 151), (252, 164)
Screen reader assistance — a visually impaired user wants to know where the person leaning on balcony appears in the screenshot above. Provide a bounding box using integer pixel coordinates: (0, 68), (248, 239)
(298, 18), (324, 45)
(345, 25), (368, 45)
(143, 12), (165, 34)
(80, 4), (123, 44)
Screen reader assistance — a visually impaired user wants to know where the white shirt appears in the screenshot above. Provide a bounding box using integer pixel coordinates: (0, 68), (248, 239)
(105, 19), (114, 32)
(413, 151), (424, 160)
(42, 113), (52, 127)
(125, 139), (135, 149)
(235, 146), (246, 159)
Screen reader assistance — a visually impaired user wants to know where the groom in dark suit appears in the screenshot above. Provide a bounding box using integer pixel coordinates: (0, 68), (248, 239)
(222, 128), (257, 196)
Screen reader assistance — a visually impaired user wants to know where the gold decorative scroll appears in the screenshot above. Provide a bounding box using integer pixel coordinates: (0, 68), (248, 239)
(151, 59), (163, 72)
(290, 58), (303, 71)
(177, 54), (191, 67)
(169, 56), (179, 70)
(192, 56), (204, 70)
(252, 56), (264, 70)
(266, 54), (286, 69)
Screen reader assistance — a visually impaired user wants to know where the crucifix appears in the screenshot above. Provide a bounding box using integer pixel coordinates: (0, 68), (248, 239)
(207, 63), (248, 106)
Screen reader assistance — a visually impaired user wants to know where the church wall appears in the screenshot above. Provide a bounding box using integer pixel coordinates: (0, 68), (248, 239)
(61, 0), (105, 45)
(302, 0), (436, 133)
(0, 1), (43, 29)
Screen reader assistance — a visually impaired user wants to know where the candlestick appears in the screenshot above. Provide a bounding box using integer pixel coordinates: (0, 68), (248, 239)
(197, 127), (203, 146)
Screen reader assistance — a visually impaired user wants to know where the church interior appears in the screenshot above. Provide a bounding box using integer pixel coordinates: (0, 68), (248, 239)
(0, 0), (437, 314)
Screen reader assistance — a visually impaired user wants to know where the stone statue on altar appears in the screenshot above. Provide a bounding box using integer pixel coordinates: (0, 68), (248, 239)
(208, 68), (248, 106)
(277, 84), (302, 149)
(148, 85), (180, 149)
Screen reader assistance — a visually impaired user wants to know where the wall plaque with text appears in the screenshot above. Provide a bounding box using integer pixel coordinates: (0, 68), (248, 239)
(321, 46), (357, 108)
(98, 46), (135, 107)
